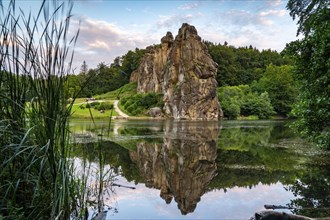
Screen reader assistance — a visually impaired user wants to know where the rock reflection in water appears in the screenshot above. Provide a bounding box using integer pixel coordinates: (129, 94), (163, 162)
(129, 121), (219, 215)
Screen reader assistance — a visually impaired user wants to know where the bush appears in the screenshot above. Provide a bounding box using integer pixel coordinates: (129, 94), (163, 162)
(119, 93), (163, 116)
(222, 101), (240, 119)
(139, 93), (163, 109)
(120, 96), (128, 105)
(88, 101), (100, 107)
(126, 104), (136, 113)
(218, 85), (275, 119)
(94, 102), (113, 111)
(241, 92), (275, 119)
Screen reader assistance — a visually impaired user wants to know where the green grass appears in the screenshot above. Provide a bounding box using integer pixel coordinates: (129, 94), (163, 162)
(71, 100), (119, 118)
(95, 82), (137, 100)
(237, 115), (259, 120)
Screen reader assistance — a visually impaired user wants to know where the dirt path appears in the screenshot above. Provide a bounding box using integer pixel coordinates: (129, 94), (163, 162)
(113, 100), (129, 118)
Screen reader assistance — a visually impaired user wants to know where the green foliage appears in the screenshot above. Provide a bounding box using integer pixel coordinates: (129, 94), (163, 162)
(205, 41), (292, 86)
(119, 93), (163, 116)
(218, 86), (245, 119)
(96, 82), (137, 100)
(71, 102), (118, 119)
(0, 0), (98, 218)
(218, 85), (275, 119)
(79, 63), (128, 97)
(120, 48), (146, 77)
(223, 102), (241, 119)
(83, 101), (113, 111)
(286, 167), (330, 218)
(89, 101), (101, 107)
(241, 92), (275, 119)
(94, 102), (113, 111)
(286, 0), (330, 148)
(68, 48), (145, 98)
(252, 64), (297, 115)
(66, 74), (82, 98)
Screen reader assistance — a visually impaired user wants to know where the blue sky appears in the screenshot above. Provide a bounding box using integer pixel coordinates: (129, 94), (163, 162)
(5, 0), (299, 71)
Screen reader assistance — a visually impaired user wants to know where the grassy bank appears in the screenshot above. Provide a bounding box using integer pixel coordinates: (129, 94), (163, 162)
(95, 82), (137, 100)
(71, 100), (119, 119)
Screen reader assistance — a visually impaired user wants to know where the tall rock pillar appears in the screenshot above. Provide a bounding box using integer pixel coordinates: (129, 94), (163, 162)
(163, 23), (221, 120)
(130, 23), (222, 120)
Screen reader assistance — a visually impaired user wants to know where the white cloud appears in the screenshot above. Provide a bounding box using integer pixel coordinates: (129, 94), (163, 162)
(157, 13), (203, 29)
(212, 8), (286, 30)
(268, 0), (283, 7)
(178, 2), (199, 10)
(260, 9), (286, 17)
(71, 17), (157, 70)
(259, 17), (274, 26)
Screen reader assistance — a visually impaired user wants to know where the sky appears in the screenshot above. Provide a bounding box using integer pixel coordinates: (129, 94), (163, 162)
(5, 0), (299, 71)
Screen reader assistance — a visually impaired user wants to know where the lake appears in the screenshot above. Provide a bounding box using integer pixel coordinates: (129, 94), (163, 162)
(70, 119), (330, 219)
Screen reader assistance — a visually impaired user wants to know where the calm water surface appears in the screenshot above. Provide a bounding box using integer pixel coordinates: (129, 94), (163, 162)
(70, 119), (330, 219)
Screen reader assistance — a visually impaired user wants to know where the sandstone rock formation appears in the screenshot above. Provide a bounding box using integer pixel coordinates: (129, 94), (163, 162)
(130, 23), (222, 120)
(129, 121), (219, 214)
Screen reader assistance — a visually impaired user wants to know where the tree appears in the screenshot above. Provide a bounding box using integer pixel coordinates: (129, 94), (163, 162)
(205, 41), (292, 86)
(218, 85), (275, 119)
(120, 48), (145, 79)
(240, 91), (275, 119)
(66, 74), (81, 98)
(286, 0), (330, 148)
(80, 60), (88, 74)
(252, 64), (297, 116)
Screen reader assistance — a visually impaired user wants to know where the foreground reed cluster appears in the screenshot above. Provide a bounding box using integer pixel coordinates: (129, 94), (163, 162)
(0, 0), (105, 219)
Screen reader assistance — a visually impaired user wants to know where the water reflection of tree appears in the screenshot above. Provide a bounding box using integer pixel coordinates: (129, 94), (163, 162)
(72, 141), (142, 183)
(286, 165), (330, 218)
(210, 124), (304, 190)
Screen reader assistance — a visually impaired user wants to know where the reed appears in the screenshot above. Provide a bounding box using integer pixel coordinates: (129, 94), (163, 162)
(0, 0), (85, 219)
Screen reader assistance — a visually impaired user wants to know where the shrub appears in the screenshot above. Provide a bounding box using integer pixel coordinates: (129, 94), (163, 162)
(123, 100), (133, 109)
(94, 102), (113, 111)
(126, 104), (137, 114)
(120, 93), (163, 116)
(139, 93), (163, 109)
(120, 96), (128, 105)
(218, 85), (275, 119)
(241, 92), (275, 119)
(132, 109), (142, 116)
(221, 101), (240, 119)
(88, 101), (100, 107)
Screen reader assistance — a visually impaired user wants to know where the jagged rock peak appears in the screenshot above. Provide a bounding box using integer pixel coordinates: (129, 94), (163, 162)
(161, 32), (174, 44)
(176, 23), (200, 40)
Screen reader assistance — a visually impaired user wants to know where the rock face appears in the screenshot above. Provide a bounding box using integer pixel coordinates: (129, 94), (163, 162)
(129, 121), (219, 214)
(130, 23), (222, 120)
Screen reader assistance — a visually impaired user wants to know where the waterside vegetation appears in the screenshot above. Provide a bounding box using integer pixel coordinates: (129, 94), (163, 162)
(0, 0), (107, 219)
